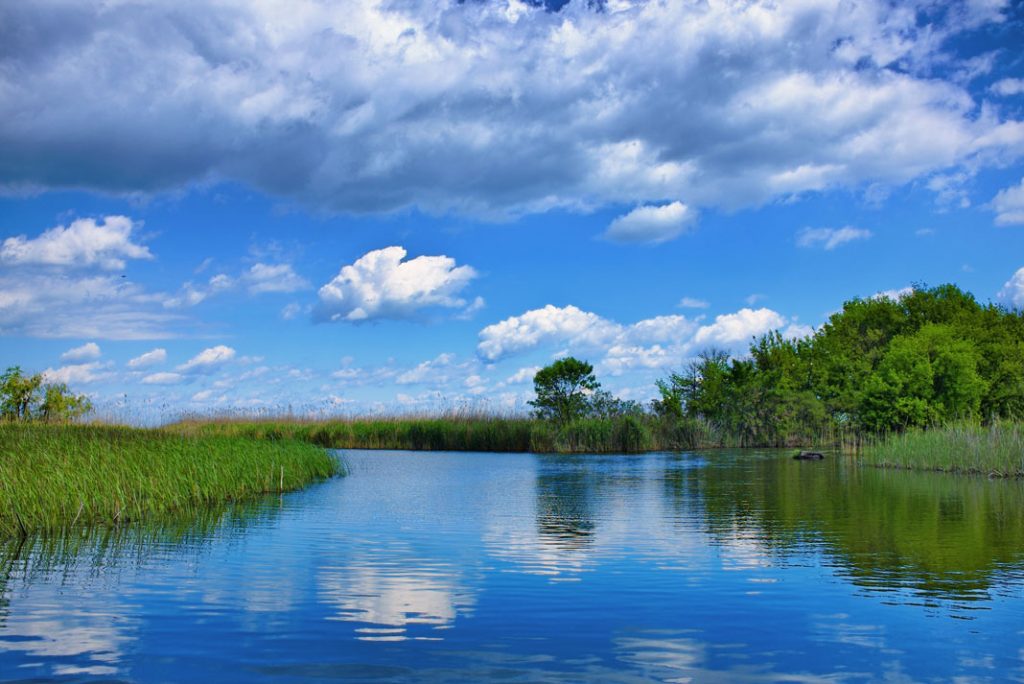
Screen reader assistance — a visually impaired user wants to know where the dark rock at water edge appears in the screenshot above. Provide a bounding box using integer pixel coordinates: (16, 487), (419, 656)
(793, 451), (825, 460)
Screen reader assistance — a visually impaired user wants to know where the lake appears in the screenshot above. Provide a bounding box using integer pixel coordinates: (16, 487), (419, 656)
(2, 449), (1024, 682)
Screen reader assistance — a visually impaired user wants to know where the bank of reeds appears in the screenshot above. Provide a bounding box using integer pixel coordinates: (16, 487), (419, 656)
(0, 423), (340, 537)
(861, 422), (1024, 477)
(170, 413), (722, 454)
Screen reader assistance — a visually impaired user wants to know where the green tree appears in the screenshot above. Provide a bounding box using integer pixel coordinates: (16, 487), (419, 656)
(530, 357), (601, 423)
(0, 366), (92, 423)
(39, 383), (93, 422)
(1, 367), (42, 421)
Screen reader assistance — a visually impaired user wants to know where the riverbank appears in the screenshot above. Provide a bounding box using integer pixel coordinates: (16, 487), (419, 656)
(174, 415), (1024, 478)
(0, 424), (340, 537)
(860, 423), (1024, 477)
(170, 413), (843, 453)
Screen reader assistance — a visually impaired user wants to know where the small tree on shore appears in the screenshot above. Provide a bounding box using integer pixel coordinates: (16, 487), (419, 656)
(529, 357), (600, 423)
(1, 366), (92, 422)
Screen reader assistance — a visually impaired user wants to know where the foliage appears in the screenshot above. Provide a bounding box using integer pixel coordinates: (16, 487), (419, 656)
(1, 366), (92, 423)
(658, 284), (1024, 441)
(529, 357), (601, 423)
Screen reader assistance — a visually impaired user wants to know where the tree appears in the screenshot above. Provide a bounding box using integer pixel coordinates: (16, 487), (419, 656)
(1, 366), (42, 421)
(39, 383), (93, 422)
(530, 357), (601, 423)
(0, 366), (92, 423)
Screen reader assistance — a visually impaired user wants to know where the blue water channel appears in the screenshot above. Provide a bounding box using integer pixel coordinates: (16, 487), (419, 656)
(2, 449), (1023, 682)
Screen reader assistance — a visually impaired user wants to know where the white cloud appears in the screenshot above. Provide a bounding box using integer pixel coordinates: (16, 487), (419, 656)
(604, 202), (695, 244)
(678, 297), (709, 309)
(999, 267), (1024, 307)
(0, 271), (185, 339)
(506, 366), (542, 385)
(796, 226), (873, 250)
(141, 372), (185, 385)
(60, 342), (101, 362)
(477, 304), (731, 376)
(42, 362), (108, 385)
(477, 305), (620, 361)
(281, 302), (304, 320)
(243, 263), (310, 294)
(0, 2), (1019, 216)
(692, 308), (787, 345)
(1, 216), (151, 270)
(991, 78), (1024, 97)
(992, 178), (1024, 226)
(316, 246), (477, 322)
(127, 348), (167, 368)
(395, 353), (479, 387)
(177, 345), (236, 373)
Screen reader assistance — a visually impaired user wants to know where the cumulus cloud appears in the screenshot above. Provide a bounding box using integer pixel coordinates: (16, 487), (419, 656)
(177, 345), (236, 373)
(1, 2), (1020, 216)
(316, 246), (477, 322)
(604, 202), (695, 244)
(678, 297), (709, 309)
(127, 348), (167, 368)
(42, 362), (109, 385)
(692, 308), (788, 345)
(477, 305), (620, 361)
(999, 267), (1024, 307)
(478, 303), (796, 375)
(992, 178), (1024, 226)
(60, 342), (101, 362)
(1, 216), (151, 270)
(796, 226), (873, 250)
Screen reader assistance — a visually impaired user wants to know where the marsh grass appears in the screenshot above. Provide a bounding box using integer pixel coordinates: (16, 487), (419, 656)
(861, 422), (1024, 477)
(169, 412), (723, 454)
(0, 423), (339, 537)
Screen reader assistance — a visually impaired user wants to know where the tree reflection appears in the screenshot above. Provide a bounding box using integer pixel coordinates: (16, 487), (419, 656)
(683, 454), (1024, 600)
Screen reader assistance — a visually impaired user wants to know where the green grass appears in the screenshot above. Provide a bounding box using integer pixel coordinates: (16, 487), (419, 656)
(0, 423), (340, 537)
(169, 413), (723, 454)
(861, 422), (1024, 477)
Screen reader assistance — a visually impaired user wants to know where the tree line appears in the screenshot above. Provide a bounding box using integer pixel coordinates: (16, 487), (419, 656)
(530, 284), (1024, 446)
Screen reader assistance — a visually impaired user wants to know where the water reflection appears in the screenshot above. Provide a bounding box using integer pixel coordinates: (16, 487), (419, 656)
(684, 454), (1024, 600)
(318, 551), (475, 639)
(0, 450), (1022, 683)
(0, 500), (286, 680)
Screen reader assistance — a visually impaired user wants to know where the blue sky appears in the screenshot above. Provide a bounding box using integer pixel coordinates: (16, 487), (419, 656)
(2, 0), (1024, 420)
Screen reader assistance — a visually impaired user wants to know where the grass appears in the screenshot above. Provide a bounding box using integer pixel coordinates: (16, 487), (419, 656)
(861, 422), (1024, 477)
(0, 423), (340, 537)
(168, 413), (724, 454)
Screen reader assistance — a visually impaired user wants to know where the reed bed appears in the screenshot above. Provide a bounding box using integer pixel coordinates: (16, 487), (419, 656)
(861, 422), (1024, 477)
(169, 413), (718, 454)
(0, 423), (340, 537)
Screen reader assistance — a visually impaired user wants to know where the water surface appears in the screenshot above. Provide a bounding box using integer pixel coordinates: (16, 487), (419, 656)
(2, 450), (1024, 682)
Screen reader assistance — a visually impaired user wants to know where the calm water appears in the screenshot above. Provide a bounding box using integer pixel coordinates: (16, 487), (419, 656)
(2, 450), (1024, 683)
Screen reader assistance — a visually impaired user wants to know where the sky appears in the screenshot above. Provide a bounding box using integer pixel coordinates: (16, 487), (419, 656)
(2, 0), (1024, 421)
